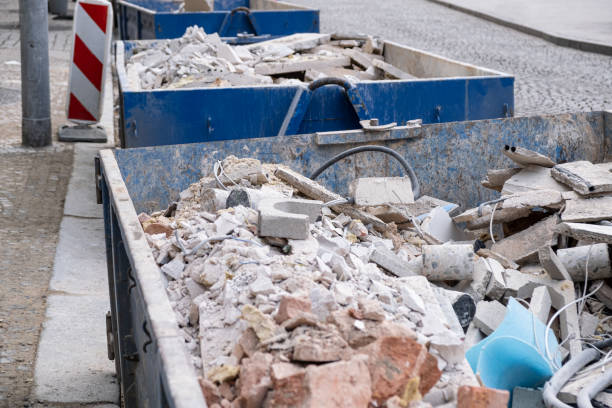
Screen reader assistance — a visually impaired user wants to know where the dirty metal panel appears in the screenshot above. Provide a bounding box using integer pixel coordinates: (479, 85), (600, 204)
(119, 75), (514, 148)
(117, 0), (319, 40)
(100, 150), (207, 408)
(113, 112), (605, 214)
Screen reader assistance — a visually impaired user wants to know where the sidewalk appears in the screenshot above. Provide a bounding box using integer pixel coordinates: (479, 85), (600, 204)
(428, 0), (612, 55)
(0, 1), (120, 407)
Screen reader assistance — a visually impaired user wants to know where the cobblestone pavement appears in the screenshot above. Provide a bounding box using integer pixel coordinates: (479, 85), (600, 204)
(292, 0), (612, 116)
(0, 147), (73, 408)
(0, 3), (76, 407)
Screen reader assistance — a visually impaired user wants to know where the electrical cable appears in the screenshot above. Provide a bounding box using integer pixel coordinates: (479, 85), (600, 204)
(545, 281), (604, 369)
(309, 145), (420, 199)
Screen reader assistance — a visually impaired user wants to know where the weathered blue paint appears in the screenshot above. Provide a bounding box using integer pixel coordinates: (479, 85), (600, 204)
(113, 111), (605, 214)
(117, 0), (319, 40)
(101, 111), (608, 408)
(115, 39), (515, 148)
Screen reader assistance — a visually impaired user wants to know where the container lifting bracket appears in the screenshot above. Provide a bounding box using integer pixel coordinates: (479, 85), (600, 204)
(219, 7), (260, 37)
(277, 77), (372, 137)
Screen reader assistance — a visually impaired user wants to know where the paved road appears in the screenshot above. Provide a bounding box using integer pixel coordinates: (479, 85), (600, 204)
(291, 0), (612, 116)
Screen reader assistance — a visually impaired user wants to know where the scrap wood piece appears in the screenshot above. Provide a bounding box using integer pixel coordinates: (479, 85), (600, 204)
(561, 195), (612, 222)
(490, 215), (558, 264)
(551, 161), (612, 196)
(502, 145), (556, 168)
(274, 166), (389, 232)
(371, 59), (415, 80)
(555, 222), (612, 244)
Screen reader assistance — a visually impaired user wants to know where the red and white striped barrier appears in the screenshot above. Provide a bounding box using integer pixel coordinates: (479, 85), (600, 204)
(66, 0), (113, 124)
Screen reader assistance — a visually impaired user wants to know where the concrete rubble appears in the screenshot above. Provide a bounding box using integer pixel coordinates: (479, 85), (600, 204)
(125, 27), (411, 90)
(139, 149), (612, 407)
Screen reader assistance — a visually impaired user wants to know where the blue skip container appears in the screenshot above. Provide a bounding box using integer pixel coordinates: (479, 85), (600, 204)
(115, 36), (515, 148)
(116, 0), (320, 41)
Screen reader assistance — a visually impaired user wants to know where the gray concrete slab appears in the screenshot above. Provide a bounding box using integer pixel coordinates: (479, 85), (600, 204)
(33, 294), (118, 404)
(429, 0), (612, 55)
(48, 216), (107, 295)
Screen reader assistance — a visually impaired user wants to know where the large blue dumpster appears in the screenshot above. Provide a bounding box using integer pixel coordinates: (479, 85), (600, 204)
(116, 0), (319, 41)
(98, 111), (611, 407)
(115, 37), (515, 148)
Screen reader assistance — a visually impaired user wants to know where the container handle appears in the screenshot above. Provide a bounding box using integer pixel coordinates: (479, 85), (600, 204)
(219, 7), (260, 37)
(278, 77), (370, 137)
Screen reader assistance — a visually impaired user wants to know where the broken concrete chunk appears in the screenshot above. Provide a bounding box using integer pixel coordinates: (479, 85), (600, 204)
(594, 281), (612, 309)
(537, 246), (572, 281)
(160, 255), (185, 280)
(502, 165), (570, 196)
(359, 334), (429, 404)
(491, 215), (558, 264)
(548, 281), (581, 359)
(555, 221), (612, 244)
(241, 305), (278, 342)
(291, 327), (349, 363)
(258, 198), (322, 240)
(303, 356), (372, 408)
(561, 195), (612, 222)
(556, 243), (611, 280)
(461, 257), (494, 302)
(552, 160), (612, 195)
(421, 206), (469, 242)
(349, 177), (414, 207)
(502, 189), (563, 210)
(421, 244), (475, 281)
(369, 246), (419, 277)
(481, 168), (521, 191)
(579, 312), (599, 337)
(237, 352), (273, 408)
(275, 296), (312, 324)
(528, 285), (552, 324)
(207, 365), (240, 384)
(472, 300), (506, 335)
(457, 385), (510, 408)
(275, 166), (389, 232)
(502, 145), (555, 168)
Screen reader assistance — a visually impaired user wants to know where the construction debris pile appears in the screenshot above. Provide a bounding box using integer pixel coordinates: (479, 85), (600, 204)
(141, 148), (612, 408)
(125, 28), (409, 90)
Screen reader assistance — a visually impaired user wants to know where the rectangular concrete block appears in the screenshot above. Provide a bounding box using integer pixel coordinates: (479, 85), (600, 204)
(349, 177), (414, 206)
